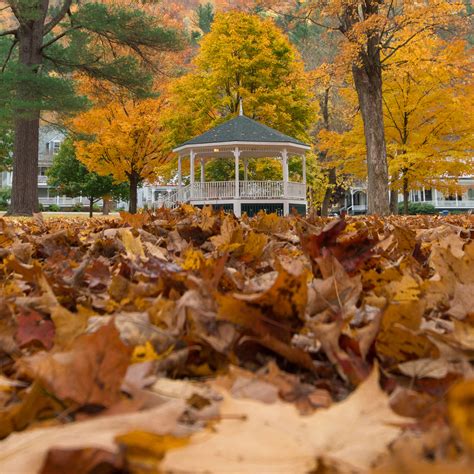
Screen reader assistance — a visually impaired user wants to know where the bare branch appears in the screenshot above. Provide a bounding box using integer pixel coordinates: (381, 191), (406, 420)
(266, 6), (340, 31)
(41, 25), (80, 50)
(44, 0), (73, 35)
(0, 28), (17, 37)
(382, 26), (431, 63)
(5, 0), (22, 24)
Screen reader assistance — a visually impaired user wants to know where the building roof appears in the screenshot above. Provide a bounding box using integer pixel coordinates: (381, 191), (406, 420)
(173, 115), (310, 152)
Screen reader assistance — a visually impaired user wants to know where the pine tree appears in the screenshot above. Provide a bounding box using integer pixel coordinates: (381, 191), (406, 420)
(0, 1), (182, 215)
(197, 3), (215, 35)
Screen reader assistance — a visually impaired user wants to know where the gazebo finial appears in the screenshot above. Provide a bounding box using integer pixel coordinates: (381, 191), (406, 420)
(239, 97), (244, 116)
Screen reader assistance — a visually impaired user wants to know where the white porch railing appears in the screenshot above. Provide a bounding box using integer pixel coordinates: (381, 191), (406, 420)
(39, 197), (94, 207)
(431, 200), (474, 208)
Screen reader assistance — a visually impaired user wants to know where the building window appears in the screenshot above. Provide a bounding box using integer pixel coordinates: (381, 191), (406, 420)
(424, 189), (432, 201)
(353, 192), (366, 206)
(38, 167), (48, 176)
(46, 140), (62, 154)
(444, 193), (462, 201)
(468, 188), (474, 200)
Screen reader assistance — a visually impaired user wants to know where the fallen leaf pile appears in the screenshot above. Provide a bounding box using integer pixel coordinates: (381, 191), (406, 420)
(0, 208), (473, 473)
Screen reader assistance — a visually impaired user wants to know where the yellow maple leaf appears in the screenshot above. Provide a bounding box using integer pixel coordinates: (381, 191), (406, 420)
(131, 341), (159, 364)
(448, 380), (474, 452)
(181, 248), (207, 271)
(119, 229), (145, 258)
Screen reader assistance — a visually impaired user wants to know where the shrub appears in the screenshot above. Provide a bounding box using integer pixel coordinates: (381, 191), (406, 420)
(92, 204), (101, 212)
(48, 204), (61, 212)
(0, 188), (11, 210)
(398, 202), (436, 215)
(71, 203), (84, 212)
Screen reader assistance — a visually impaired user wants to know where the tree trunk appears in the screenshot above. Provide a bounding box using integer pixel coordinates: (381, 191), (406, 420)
(9, 1), (49, 216)
(352, 61), (390, 216)
(402, 175), (409, 215)
(321, 167), (337, 217)
(102, 195), (111, 215)
(319, 89), (332, 218)
(89, 198), (94, 218)
(390, 189), (398, 214)
(129, 172), (139, 214)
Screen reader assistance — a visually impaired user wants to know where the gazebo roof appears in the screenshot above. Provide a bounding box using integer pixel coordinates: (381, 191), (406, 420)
(173, 115), (310, 153)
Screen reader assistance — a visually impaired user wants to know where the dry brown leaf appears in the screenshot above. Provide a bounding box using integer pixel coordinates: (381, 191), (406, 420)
(50, 306), (89, 349)
(19, 321), (132, 407)
(0, 400), (187, 473)
(162, 367), (408, 473)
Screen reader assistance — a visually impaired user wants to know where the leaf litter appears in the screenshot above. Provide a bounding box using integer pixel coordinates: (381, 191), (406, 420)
(0, 209), (473, 473)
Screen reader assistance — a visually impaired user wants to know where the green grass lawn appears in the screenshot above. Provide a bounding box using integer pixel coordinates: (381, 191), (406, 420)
(0, 211), (120, 219)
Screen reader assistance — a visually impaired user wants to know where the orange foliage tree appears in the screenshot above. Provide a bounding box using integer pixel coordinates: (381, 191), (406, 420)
(262, 0), (468, 215)
(72, 98), (170, 213)
(319, 32), (474, 213)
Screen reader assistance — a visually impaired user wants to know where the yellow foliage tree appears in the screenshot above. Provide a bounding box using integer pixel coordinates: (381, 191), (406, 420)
(265, 0), (467, 215)
(165, 11), (317, 145)
(319, 32), (474, 213)
(72, 98), (171, 213)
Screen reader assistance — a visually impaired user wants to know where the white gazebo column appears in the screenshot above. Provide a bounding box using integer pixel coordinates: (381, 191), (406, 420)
(200, 158), (205, 183)
(190, 150), (195, 199)
(244, 158), (249, 181)
(234, 147), (241, 217)
(282, 149), (289, 215)
(177, 156), (182, 189)
(302, 154), (306, 184)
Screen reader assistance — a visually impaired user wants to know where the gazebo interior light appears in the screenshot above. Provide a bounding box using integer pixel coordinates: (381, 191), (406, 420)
(213, 148), (219, 152)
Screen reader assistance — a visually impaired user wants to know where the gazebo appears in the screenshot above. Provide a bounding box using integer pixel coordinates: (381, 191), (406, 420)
(156, 106), (310, 216)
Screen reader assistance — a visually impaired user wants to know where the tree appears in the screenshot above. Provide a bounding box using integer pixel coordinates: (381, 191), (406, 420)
(166, 11), (317, 145)
(263, 0), (467, 215)
(47, 139), (128, 217)
(310, 63), (353, 215)
(0, 1), (181, 215)
(72, 98), (170, 214)
(319, 33), (474, 214)
(384, 33), (473, 214)
(194, 2), (215, 38)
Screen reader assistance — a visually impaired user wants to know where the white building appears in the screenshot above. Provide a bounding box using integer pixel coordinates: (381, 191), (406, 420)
(0, 126), (76, 208)
(344, 177), (474, 214)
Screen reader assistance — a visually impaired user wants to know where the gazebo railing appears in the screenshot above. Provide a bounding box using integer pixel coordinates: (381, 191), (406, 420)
(286, 182), (306, 199)
(240, 180), (284, 198)
(157, 180), (307, 208)
(192, 181), (235, 200)
(191, 180), (305, 200)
